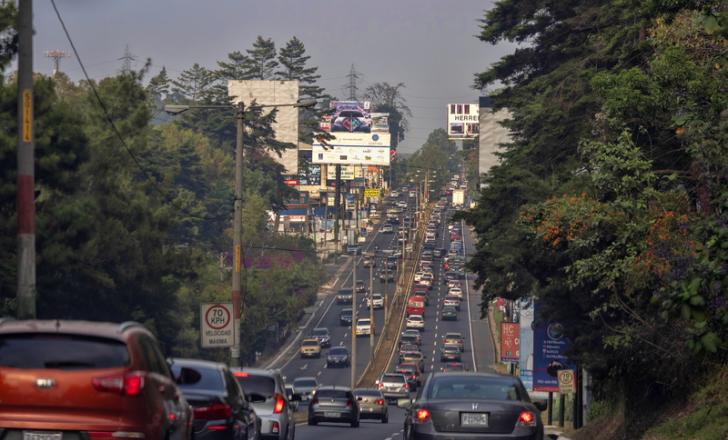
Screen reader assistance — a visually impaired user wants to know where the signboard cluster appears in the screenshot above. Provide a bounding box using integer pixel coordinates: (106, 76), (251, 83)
(447, 103), (479, 140)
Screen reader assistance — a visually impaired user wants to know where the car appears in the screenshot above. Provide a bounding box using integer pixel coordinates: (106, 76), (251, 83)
(395, 363), (422, 391)
(379, 269), (396, 282)
(406, 314), (425, 330)
(367, 293), (384, 309)
(414, 271), (424, 282)
(300, 338), (322, 358)
(172, 359), (261, 440)
(353, 389), (389, 423)
(0, 320), (193, 440)
(336, 288), (353, 304)
(440, 344), (462, 362)
(448, 287), (463, 299)
(376, 373), (410, 401)
(400, 334), (422, 348)
(355, 280), (367, 295)
(356, 318), (373, 336)
(401, 329), (423, 345)
(398, 372), (546, 440)
(443, 296), (461, 311)
(284, 384), (299, 411)
(332, 109), (371, 133)
(362, 257), (376, 268)
(382, 224), (394, 233)
(347, 244), (362, 255)
(400, 350), (426, 372)
(340, 307), (353, 326)
(326, 346), (351, 368)
(443, 332), (465, 352)
(447, 279), (462, 289)
(357, 234), (367, 244)
(441, 306), (458, 321)
(292, 377), (318, 402)
(441, 362), (468, 372)
(399, 344), (421, 360)
(311, 327), (331, 348)
(308, 386), (360, 427)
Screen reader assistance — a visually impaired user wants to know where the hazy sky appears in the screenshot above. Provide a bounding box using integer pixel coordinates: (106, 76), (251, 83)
(33, 0), (512, 153)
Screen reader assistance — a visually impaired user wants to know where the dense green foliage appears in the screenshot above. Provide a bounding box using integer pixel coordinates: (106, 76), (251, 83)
(0, 23), (325, 364)
(466, 0), (727, 434)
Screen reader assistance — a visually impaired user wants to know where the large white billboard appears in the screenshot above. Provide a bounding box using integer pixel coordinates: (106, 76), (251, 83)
(312, 145), (390, 166)
(447, 103), (479, 140)
(314, 132), (391, 148)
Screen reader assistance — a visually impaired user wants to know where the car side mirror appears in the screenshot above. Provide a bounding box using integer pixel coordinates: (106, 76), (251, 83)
(248, 392), (267, 404)
(397, 398), (413, 409)
(534, 400), (548, 411)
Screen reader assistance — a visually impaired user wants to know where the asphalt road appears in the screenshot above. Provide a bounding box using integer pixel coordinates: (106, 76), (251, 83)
(284, 191), (495, 440)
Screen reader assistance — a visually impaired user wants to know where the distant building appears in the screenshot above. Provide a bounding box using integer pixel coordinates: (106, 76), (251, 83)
(478, 96), (512, 182)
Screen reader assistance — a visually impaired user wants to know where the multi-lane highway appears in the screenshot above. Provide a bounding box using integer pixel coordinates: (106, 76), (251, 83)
(278, 189), (494, 440)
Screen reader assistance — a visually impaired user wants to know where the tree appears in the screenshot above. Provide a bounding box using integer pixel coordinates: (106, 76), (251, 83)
(241, 36), (278, 80)
(170, 63), (214, 103)
(364, 82), (412, 148)
(0, 1), (16, 70)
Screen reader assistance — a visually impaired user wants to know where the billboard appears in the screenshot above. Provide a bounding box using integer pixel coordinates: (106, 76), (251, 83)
(532, 302), (576, 392)
(500, 322), (520, 363)
(312, 145), (390, 166)
(314, 132), (391, 148)
(518, 297), (535, 391)
(329, 100), (372, 133)
(326, 165), (362, 180)
(297, 150), (321, 185)
(371, 112), (390, 132)
(447, 103), (479, 140)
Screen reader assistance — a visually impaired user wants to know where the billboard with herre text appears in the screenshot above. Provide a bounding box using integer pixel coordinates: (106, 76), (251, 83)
(447, 103), (479, 139)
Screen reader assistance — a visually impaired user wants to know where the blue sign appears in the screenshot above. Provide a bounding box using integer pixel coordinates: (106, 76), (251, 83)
(518, 298), (534, 391)
(532, 301), (575, 392)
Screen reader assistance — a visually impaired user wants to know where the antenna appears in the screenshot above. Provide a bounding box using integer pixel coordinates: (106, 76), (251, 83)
(44, 49), (69, 76)
(344, 64), (361, 100)
(118, 44), (136, 73)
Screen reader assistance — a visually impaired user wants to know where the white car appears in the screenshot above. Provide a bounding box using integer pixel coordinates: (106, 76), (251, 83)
(421, 273), (434, 283)
(367, 293), (384, 309)
(448, 287), (463, 298)
(448, 280), (462, 289)
(357, 235), (367, 243)
(406, 315), (425, 330)
(414, 272), (424, 282)
(419, 278), (432, 288)
(356, 318), (373, 336)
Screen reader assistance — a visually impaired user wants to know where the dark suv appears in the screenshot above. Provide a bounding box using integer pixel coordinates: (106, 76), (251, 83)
(0, 319), (193, 440)
(171, 359), (260, 440)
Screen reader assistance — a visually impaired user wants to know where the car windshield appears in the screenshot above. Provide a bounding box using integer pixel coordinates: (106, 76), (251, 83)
(294, 379), (317, 388)
(0, 334), (130, 369)
(427, 376), (522, 401)
(358, 319), (370, 325)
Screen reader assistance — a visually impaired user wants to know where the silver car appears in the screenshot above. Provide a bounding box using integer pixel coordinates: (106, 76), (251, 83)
(292, 376), (318, 402)
(353, 388), (389, 423)
(377, 373), (410, 401)
(233, 368), (298, 440)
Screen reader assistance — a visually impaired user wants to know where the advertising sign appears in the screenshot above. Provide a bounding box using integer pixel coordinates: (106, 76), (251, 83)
(558, 369), (576, 394)
(200, 303), (235, 348)
(326, 165), (359, 180)
(314, 132), (391, 148)
(500, 322), (520, 362)
(298, 150), (321, 186)
(364, 188), (381, 198)
(329, 100), (372, 133)
(447, 103), (479, 140)
(533, 304), (576, 392)
(312, 145), (390, 166)
(283, 179), (298, 187)
(371, 112), (390, 132)
(518, 297), (535, 391)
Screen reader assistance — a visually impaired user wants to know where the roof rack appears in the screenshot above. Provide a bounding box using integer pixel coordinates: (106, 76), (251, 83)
(118, 321), (144, 333)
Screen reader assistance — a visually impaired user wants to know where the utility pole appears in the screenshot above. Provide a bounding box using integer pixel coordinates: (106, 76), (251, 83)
(231, 102), (244, 367)
(369, 260), (374, 357)
(334, 165), (342, 250)
(16, 0), (35, 319)
(350, 254), (357, 388)
(383, 256), (388, 323)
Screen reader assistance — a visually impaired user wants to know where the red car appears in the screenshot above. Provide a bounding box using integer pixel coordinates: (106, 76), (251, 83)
(406, 295), (426, 317)
(0, 319), (193, 440)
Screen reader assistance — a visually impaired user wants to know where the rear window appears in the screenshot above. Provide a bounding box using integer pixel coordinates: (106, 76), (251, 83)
(330, 347), (348, 355)
(294, 378), (317, 388)
(312, 328), (328, 336)
(317, 389), (349, 398)
(427, 376), (522, 401)
(235, 374), (276, 397)
(0, 333), (129, 369)
(382, 374), (405, 383)
(302, 340), (319, 346)
(354, 389), (382, 397)
(170, 364), (224, 391)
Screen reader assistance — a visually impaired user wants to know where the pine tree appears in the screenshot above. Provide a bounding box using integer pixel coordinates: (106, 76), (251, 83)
(277, 36), (324, 99)
(170, 63), (214, 103)
(241, 36), (278, 80)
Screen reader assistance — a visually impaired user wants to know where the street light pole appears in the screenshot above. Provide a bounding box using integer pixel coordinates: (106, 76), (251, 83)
(231, 101), (244, 367)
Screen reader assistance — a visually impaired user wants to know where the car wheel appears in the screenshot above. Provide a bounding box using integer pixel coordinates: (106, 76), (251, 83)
(308, 417), (317, 426)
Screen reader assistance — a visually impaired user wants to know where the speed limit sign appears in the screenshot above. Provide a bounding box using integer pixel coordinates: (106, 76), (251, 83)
(200, 303), (235, 348)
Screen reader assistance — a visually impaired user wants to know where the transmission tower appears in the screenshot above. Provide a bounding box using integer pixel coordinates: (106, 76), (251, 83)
(44, 50), (69, 76)
(344, 64), (361, 100)
(118, 44), (136, 73)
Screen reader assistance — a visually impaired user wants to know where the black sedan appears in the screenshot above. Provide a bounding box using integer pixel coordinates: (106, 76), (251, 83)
(399, 372), (546, 440)
(171, 358), (260, 440)
(327, 346), (351, 368)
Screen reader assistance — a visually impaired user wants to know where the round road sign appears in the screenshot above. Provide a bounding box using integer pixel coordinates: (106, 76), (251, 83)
(205, 304), (231, 330)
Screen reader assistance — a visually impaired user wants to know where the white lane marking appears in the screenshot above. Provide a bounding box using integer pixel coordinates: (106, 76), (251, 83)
(317, 371), (322, 376)
(339, 341), (344, 346)
(462, 219), (478, 372)
(300, 363), (308, 370)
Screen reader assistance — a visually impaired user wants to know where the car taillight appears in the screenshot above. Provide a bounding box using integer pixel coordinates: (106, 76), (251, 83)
(378, 382), (384, 390)
(193, 402), (233, 420)
(271, 421), (280, 434)
(415, 408), (431, 423)
(403, 382), (409, 391)
(92, 372), (145, 396)
(375, 399), (385, 406)
(273, 393), (285, 414)
(516, 410), (536, 427)
(88, 432), (145, 440)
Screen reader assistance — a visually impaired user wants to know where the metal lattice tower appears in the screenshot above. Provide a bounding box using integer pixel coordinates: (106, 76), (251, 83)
(44, 50), (69, 76)
(118, 44), (136, 73)
(344, 64), (361, 100)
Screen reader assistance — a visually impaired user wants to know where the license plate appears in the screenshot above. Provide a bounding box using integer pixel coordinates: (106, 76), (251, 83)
(324, 411), (341, 418)
(24, 433), (62, 440)
(461, 412), (489, 427)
